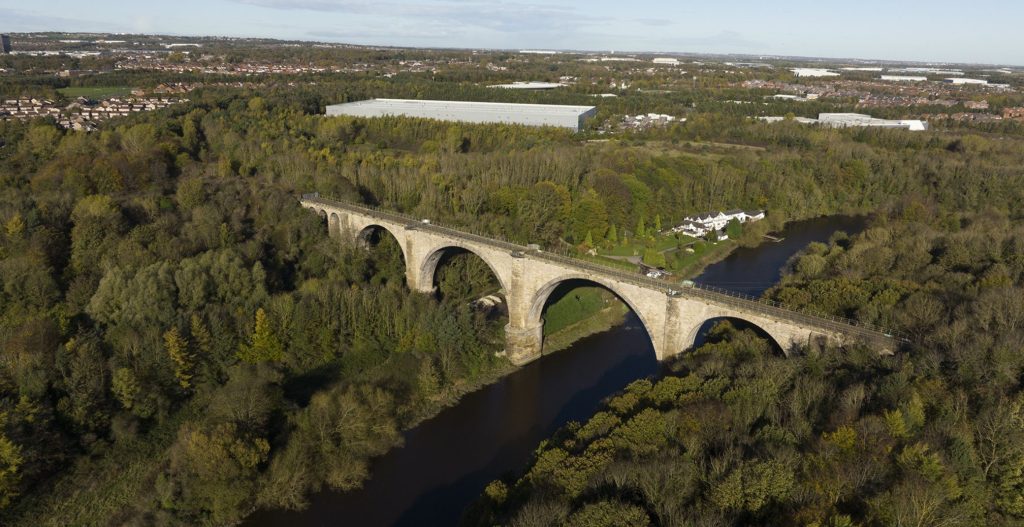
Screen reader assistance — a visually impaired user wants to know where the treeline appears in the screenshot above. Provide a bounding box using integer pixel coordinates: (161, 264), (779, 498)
(468, 209), (1024, 526)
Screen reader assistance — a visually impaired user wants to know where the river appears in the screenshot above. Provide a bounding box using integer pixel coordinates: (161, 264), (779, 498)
(246, 214), (866, 527)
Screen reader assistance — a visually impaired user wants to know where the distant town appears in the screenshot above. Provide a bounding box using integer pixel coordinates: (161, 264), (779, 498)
(1, 32), (1021, 135)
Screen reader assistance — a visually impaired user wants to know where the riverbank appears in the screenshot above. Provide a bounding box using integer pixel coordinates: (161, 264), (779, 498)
(674, 239), (738, 279)
(541, 304), (629, 355)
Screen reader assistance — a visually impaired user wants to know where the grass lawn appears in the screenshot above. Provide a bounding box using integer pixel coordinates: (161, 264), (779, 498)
(543, 286), (611, 336)
(671, 240), (735, 276)
(58, 86), (134, 99)
(600, 233), (697, 257)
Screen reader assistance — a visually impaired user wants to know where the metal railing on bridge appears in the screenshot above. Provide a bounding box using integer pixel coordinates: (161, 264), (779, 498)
(301, 193), (905, 345)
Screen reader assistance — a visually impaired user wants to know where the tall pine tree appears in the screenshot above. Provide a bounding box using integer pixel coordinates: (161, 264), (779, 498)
(238, 308), (284, 363)
(164, 326), (193, 389)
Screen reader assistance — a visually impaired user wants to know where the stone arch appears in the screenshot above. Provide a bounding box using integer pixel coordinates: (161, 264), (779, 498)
(354, 223), (408, 263)
(417, 244), (510, 294)
(315, 209), (328, 234)
(527, 275), (659, 355)
(681, 315), (790, 356)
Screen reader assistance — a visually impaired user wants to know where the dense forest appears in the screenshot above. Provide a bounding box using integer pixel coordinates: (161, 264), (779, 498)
(469, 209), (1024, 526)
(1, 55), (1024, 526)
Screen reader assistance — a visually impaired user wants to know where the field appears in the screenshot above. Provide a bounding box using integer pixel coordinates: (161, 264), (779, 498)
(57, 86), (133, 98)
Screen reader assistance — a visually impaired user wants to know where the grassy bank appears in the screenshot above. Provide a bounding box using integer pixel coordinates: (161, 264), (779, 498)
(541, 304), (629, 354)
(674, 239), (737, 278)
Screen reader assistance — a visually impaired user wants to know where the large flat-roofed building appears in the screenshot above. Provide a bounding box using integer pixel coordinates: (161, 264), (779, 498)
(759, 113), (928, 131)
(325, 98), (598, 132)
(487, 81), (565, 90)
(1, 34), (11, 54)
(817, 113), (928, 131)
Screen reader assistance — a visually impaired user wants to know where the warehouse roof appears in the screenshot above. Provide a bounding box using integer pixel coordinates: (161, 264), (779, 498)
(328, 98), (594, 114)
(325, 98), (597, 131)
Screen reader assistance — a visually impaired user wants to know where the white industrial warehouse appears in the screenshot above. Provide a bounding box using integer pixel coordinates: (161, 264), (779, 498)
(759, 113), (928, 131)
(325, 99), (597, 131)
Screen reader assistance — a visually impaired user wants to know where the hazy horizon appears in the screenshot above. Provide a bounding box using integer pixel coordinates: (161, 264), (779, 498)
(2, 0), (1022, 66)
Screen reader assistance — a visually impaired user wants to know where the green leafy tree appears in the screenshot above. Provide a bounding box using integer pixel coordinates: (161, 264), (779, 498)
(642, 248), (666, 268)
(710, 460), (795, 513)
(166, 422), (270, 524)
(571, 190), (609, 244)
(726, 218), (742, 239)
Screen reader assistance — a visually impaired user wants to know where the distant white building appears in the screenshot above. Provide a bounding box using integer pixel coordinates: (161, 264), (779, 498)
(758, 116), (821, 125)
(652, 57), (680, 65)
(893, 68), (962, 75)
(325, 98), (597, 132)
(818, 113), (928, 131)
(672, 209), (765, 238)
(770, 94), (809, 101)
(791, 68), (839, 78)
(487, 81), (565, 90)
(945, 78), (988, 85)
(582, 56), (640, 63)
(760, 113), (928, 131)
(880, 75), (928, 82)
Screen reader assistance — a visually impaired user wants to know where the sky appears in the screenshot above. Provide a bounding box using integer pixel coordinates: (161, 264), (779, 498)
(2, 0), (1022, 65)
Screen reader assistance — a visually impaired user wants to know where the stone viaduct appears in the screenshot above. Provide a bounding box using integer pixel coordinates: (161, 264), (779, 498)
(301, 194), (897, 366)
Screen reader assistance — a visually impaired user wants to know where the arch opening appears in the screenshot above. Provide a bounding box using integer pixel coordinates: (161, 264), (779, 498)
(316, 208), (327, 230)
(684, 317), (786, 357)
(356, 224), (403, 253)
(422, 246), (506, 308)
(353, 225), (407, 286)
(529, 277), (656, 357)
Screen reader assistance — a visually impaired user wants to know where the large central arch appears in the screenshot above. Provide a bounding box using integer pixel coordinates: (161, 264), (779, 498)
(527, 274), (658, 357)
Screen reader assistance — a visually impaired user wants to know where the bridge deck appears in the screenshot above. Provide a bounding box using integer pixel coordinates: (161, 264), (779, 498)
(302, 194), (901, 347)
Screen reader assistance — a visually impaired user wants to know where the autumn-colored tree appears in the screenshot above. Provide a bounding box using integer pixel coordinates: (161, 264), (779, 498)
(165, 326), (194, 389)
(0, 416), (23, 509)
(238, 308), (284, 363)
